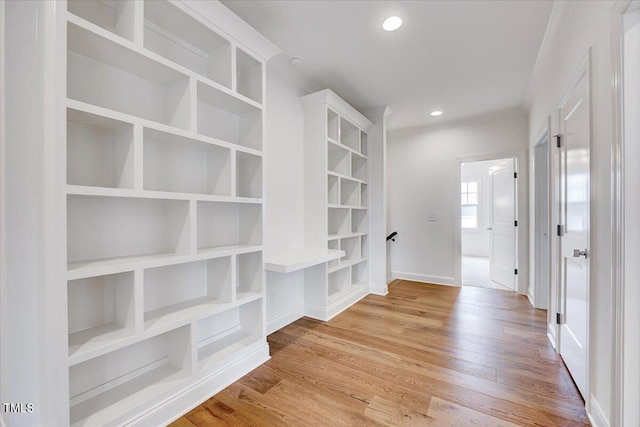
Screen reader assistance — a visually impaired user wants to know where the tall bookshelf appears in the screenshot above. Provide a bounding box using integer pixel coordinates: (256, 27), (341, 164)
(61, 1), (277, 425)
(301, 90), (373, 321)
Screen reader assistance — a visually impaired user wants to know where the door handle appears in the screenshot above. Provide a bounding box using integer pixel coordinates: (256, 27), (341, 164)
(486, 227), (492, 231)
(573, 249), (588, 259)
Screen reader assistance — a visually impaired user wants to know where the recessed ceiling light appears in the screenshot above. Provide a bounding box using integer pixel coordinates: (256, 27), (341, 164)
(430, 110), (443, 117)
(382, 16), (403, 31)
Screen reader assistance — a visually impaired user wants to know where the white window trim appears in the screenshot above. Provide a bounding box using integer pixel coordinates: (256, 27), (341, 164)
(461, 178), (482, 232)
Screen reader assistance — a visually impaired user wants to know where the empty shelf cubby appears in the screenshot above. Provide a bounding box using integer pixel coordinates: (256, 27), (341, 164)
(351, 154), (367, 182)
(327, 142), (349, 175)
(197, 201), (262, 252)
(340, 118), (359, 151)
(327, 109), (339, 141)
(68, 23), (191, 130)
(328, 268), (350, 298)
(67, 108), (134, 189)
(360, 184), (368, 207)
(236, 152), (263, 198)
(197, 299), (263, 372)
(340, 179), (359, 206)
(360, 131), (368, 156)
(68, 0), (136, 42)
(144, 0), (232, 88)
(144, 257), (232, 328)
(340, 237), (360, 262)
(67, 196), (190, 270)
(351, 210), (368, 234)
(352, 261), (368, 285)
(143, 128), (231, 195)
(69, 325), (191, 426)
(67, 272), (135, 357)
(236, 48), (263, 103)
(196, 81), (262, 150)
(328, 208), (349, 236)
(327, 175), (339, 205)
(237, 251), (263, 300)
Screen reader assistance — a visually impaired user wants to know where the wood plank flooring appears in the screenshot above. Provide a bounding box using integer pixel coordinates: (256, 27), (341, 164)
(172, 280), (589, 426)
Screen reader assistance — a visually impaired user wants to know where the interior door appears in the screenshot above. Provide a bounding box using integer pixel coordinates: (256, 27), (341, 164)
(558, 63), (590, 399)
(489, 159), (516, 290)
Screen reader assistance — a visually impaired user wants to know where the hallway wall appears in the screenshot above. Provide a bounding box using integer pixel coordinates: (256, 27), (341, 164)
(525, 1), (618, 424)
(386, 109), (528, 292)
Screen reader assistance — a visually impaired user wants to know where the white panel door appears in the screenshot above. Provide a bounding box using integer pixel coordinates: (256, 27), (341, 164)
(489, 159), (516, 290)
(558, 64), (590, 399)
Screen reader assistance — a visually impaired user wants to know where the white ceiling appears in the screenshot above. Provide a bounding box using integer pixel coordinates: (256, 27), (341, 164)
(221, 0), (553, 130)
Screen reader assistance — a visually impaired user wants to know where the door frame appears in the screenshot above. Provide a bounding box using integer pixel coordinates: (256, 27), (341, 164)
(455, 152), (526, 294)
(612, 1), (639, 425)
(555, 50), (592, 404)
(532, 123), (551, 309)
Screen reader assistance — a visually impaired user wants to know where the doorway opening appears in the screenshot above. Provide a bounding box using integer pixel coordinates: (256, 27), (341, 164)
(460, 158), (517, 292)
(533, 128), (550, 309)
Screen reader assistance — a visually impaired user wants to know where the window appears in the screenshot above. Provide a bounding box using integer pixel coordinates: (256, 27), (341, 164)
(461, 181), (479, 229)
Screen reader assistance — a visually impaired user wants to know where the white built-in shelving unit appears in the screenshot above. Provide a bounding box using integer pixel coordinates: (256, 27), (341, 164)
(301, 90), (373, 320)
(62, 1), (277, 425)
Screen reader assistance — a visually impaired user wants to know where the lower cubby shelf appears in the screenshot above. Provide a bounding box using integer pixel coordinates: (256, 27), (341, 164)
(68, 272), (135, 358)
(69, 326), (191, 427)
(197, 298), (263, 373)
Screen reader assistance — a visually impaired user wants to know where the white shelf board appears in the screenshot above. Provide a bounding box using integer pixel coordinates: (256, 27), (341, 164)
(328, 204), (367, 210)
(264, 248), (345, 273)
(198, 332), (262, 374)
(66, 185), (263, 205)
(144, 293), (262, 335)
(327, 137), (368, 160)
(327, 232), (367, 241)
(67, 246), (262, 281)
(327, 170), (367, 185)
(328, 257), (367, 274)
(68, 323), (133, 360)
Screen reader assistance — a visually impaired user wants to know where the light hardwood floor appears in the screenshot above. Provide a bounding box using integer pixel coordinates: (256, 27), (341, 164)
(172, 280), (589, 426)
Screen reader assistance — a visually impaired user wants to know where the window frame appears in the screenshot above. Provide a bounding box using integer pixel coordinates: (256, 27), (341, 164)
(461, 179), (481, 232)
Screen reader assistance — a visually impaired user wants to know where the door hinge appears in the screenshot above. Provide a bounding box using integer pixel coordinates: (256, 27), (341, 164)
(514, 269), (518, 275)
(514, 220), (518, 227)
(557, 224), (563, 236)
(555, 134), (562, 148)
(514, 172), (518, 179)
(556, 312), (564, 324)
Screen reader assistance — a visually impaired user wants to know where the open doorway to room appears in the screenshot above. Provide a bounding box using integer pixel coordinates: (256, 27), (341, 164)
(460, 158), (517, 291)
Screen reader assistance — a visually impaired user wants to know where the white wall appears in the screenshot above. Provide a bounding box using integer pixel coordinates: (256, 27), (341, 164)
(387, 109), (529, 292)
(460, 159), (505, 257)
(263, 59), (319, 334)
(525, 1), (617, 424)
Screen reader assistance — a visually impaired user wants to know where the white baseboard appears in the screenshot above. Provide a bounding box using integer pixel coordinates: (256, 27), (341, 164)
(386, 277), (396, 285)
(527, 292), (534, 307)
(369, 285), (388, 296)
(391, 271), (457, 287)
(547, 324), (557, 349)
(128, 343), (270, 426)
(587, 394), (609, 427)
(266, 305), (304, 335)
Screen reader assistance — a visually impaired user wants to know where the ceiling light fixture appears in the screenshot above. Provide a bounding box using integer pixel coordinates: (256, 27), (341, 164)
(430, 110), (443, 117)
(289, 56), (303, 68)
(382, 16), (403, 31)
